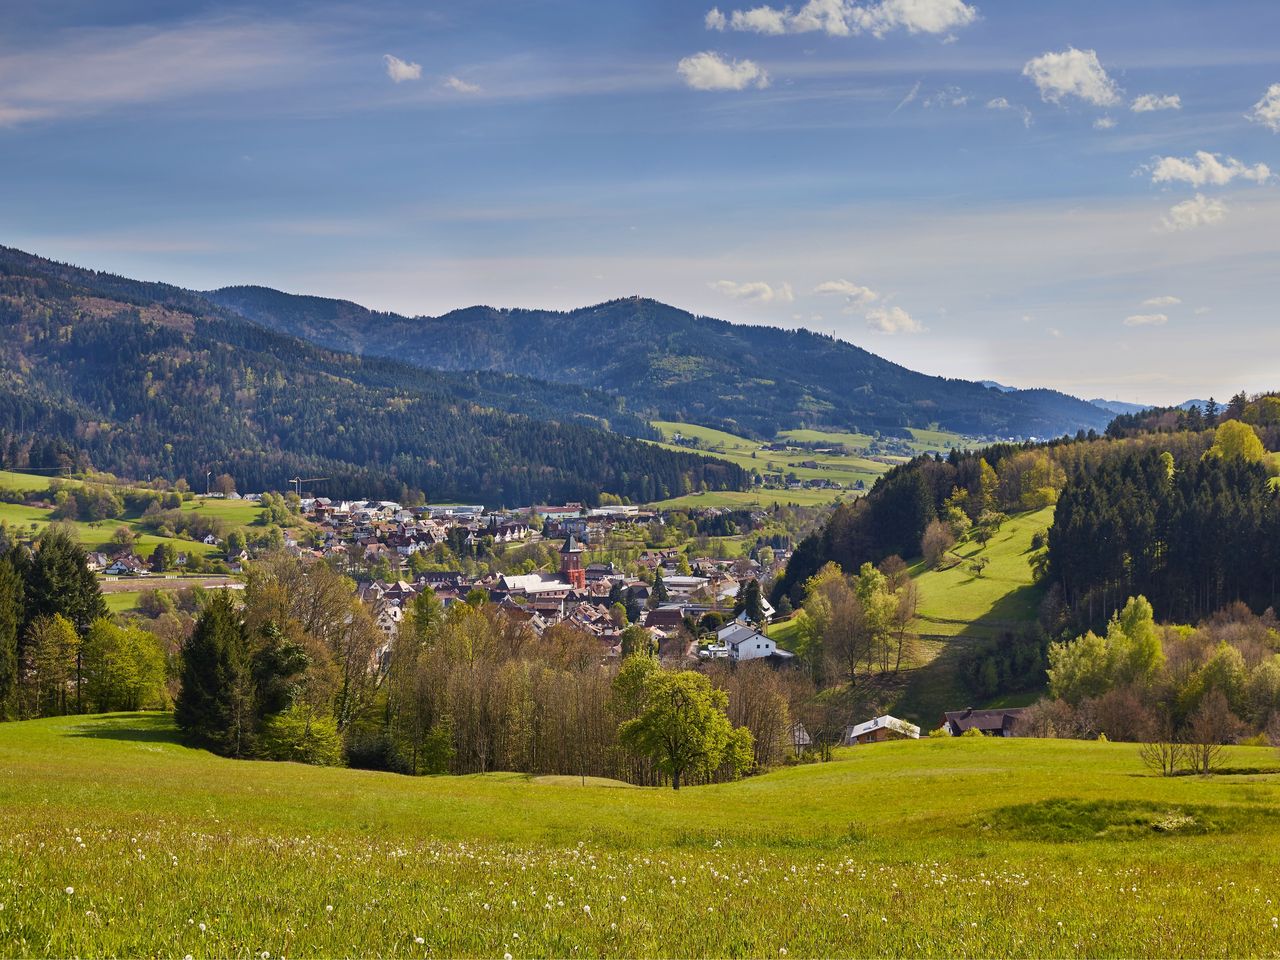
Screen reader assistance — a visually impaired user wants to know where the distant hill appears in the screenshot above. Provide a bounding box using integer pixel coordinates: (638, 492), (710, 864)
(0, 245), (744, 505)
(207, 287), (1112, 440)
(1092, 398), (1212, 416)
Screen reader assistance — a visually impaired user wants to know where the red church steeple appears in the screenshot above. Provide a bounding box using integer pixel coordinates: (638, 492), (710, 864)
(559, 534), (586, 590)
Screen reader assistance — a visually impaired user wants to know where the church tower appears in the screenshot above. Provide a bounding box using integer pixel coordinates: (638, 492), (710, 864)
(559, 534), (586, 590)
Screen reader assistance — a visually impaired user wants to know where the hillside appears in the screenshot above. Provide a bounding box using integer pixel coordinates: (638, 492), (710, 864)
(5, 713), (1280, 957)
(207, 286), (1112, 440)
(0, 246), (743, 506)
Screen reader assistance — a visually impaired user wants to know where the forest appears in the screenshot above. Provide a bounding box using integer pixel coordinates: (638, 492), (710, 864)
(0, 249), (744, 507)
(207, 285), (1111, 439)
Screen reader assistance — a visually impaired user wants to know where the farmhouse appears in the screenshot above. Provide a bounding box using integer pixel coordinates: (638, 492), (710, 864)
(941, 707), (1027, 737)
(844, 715), (920, 745)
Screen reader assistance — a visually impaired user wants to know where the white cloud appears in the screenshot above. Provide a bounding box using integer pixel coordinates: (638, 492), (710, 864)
(1131, 93), (1181, 112)
(0, 18), (323, 125)
(1093, 116), (1116, 130)
(1142, 295), (1181, 307)
(865, 304), (923, 334)
(1248, 83), (1280, 133)
(384, 54), (422, 83)
(703, 0), (977, 39)
(1149, 151), (1270, 188)
(986, 96), (1032, 127)
(677, 51), (769, 91)
(1161, 194), (1227, 232)
(443, 76), (481, 94)
(1123, 313), (1168, 327)
(813, 279), (879, 306)
(922, 86), (968, 109)
(709, 279), (793, 302)
(1022, 47), (1120, 107)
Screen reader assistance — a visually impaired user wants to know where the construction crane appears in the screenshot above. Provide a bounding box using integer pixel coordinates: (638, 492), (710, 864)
(289, 476), (329, 498)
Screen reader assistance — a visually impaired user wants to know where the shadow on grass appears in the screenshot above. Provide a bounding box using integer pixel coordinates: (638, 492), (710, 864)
(897, 583), (1045, 727)
(70, 713), (182, 745)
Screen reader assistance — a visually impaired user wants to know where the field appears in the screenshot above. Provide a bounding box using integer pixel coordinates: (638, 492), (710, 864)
(6, 714), (1280, 957)
(647, 423), (975, 510)
(0, 469), (267, 562)
(895, 507), (1052, 724)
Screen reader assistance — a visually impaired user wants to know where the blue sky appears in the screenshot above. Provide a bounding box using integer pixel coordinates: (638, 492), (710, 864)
(3, 0), (1279, 405)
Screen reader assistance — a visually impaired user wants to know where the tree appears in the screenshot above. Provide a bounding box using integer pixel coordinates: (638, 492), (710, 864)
(1184, 689), (1240, 775)
(651, 567), (670, 605)
(213, 473), (237, 496)
(1138, 723), (1186, 777)
(617, 667), (753, 790)
(620, 624), (655, 659)
(1206, 420), (1265, 464)
(921, 519), (955, 568)
(735, 579), (766, 624)
(107, 525), (137, 557)
(80, 619), (167, 712)
(150, 542), (177, 573)
(24, 614), (79, 717)
(24, 528), (106, 635)
(175, 591), (256, 756)
(0, 557), (22, 719)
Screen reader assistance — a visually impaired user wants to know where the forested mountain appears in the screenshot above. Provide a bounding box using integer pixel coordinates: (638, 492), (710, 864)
(0, 246), (743, 505)
(207, 287), (1112, 439)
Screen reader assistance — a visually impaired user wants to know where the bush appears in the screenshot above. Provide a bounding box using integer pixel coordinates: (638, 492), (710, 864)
(257, 706), (344, 766)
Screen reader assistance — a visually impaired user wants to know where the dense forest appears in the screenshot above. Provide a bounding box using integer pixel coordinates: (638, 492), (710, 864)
(1047, 447), (1280, 625)
(207, 286), (1112, 439)
(0, 247), (743, 506)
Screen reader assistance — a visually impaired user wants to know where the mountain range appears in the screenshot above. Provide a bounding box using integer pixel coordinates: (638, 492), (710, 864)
(207, 287), (1112, 439)
(0, 243), (1119, 505)
(0, 245), (740, 505)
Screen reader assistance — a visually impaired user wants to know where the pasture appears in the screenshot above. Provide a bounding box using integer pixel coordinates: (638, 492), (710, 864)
(647, 422), (976, 510)
(4, 714), (1280, 956)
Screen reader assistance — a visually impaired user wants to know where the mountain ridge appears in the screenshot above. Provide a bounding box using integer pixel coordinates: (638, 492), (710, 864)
(206, 286), (1112, 440)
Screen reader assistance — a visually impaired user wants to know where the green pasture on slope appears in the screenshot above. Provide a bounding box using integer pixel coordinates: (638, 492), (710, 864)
(5, 714), (1280, 957)
(895, 506), (1052, 725)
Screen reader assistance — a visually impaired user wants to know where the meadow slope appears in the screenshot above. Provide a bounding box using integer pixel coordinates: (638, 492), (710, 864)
(4, 715), (1280, 957)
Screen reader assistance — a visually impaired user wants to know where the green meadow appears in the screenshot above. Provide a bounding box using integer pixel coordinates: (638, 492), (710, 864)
(0, 470), (266, 561)
(5, 714), (1280, 957)
(646, 422), (976, 510)
(896, 507), (1052, 724)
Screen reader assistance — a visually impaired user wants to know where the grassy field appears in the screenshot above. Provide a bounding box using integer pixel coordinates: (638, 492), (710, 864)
(0, 470), (268, 562)
(647, 422), (976, 511)
(893, 506), (1053, 725)
(6, 714), (1280, 957)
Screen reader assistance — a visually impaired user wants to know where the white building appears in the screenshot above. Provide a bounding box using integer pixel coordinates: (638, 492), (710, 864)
(716, 622), (794, 662)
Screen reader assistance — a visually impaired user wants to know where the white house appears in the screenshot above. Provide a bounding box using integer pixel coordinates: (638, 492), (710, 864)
(716, 622), (793, 662)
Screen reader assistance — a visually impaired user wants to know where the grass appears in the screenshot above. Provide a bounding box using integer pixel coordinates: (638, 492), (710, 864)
(894, 506), (1053, 726)
(0, 469), (268, 563)
(647, 422), (981, 510)
(6, 714), (1280, 956)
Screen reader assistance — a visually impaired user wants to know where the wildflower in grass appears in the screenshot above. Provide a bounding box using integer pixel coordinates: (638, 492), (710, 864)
(414, 937), (424, 945)
(65, 886), (74, 895)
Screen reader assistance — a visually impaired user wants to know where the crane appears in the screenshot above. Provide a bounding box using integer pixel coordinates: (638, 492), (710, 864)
(289, 476), (329, 498)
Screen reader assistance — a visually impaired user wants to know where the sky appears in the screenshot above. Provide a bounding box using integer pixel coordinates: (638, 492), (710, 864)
(2, 0), (1279, 406)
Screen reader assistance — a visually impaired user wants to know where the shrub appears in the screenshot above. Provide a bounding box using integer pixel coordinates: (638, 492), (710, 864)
(257, 705), (344, 766)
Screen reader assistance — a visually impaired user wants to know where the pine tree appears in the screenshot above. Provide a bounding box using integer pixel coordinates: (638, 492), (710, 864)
(175, 591), (255, 756)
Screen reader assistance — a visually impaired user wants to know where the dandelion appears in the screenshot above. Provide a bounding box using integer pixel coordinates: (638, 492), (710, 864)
(504, 954), (512, 960)
(199, 923), (206, 932)
(325, 904), (333, 913)
(583, 904), (591, 914)
(414, 937), (425, 945)
(65, 887), (74, 896)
